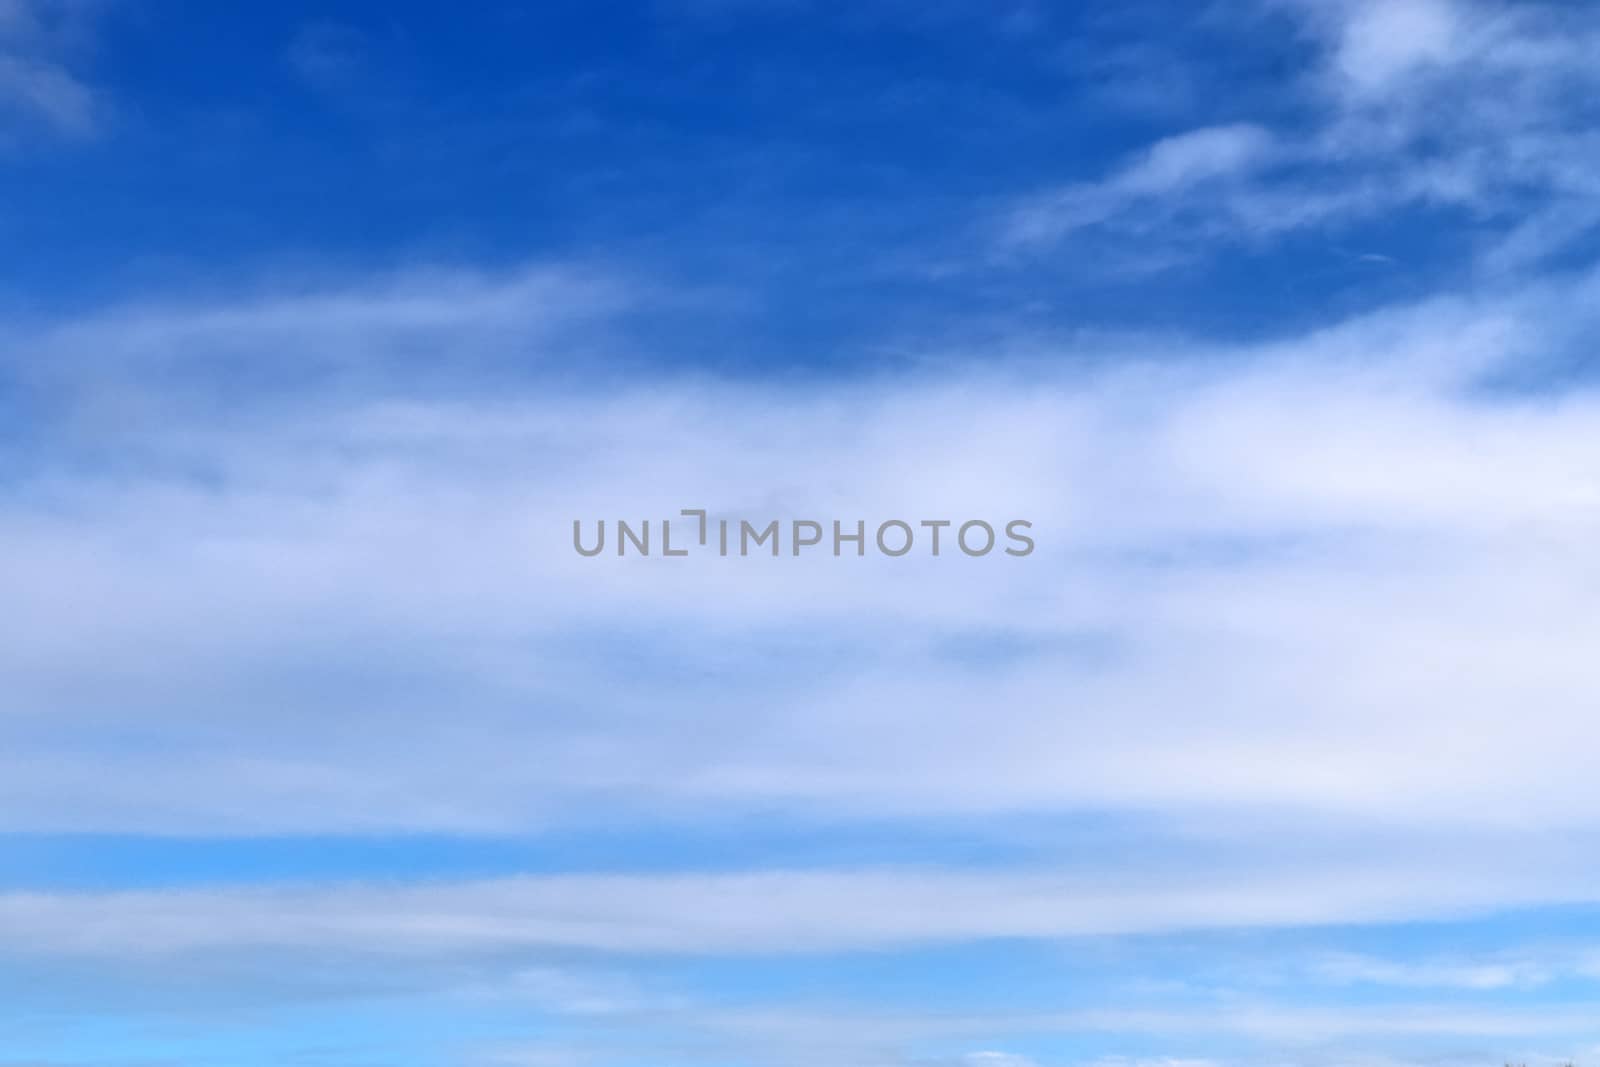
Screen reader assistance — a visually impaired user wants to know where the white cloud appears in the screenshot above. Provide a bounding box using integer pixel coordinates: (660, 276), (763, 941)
(1005, 124), (1275, 245)
(1119, 125), (1275, 194)
(1333, 0), (1461, 93)
(6, 265), (1600, 836)
(1313, 952), (1547, 991)
(964, 1053), (1042, 1067)
(1006, 0), (1600, 263)
(477, 1007), (1585, 1067)
(2, 842), (1600, 959)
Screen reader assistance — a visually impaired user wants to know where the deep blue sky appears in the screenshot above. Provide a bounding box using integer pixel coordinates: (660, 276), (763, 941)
(3, 1), (1463, 344)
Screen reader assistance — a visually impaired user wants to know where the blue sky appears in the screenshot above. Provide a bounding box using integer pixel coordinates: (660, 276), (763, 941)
(5, 1), (1600, 1065)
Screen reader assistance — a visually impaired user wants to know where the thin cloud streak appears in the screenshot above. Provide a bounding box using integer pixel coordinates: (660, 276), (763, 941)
(4, 854), (1600, 958)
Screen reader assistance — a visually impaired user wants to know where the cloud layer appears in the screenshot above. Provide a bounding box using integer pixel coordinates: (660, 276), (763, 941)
(6, 265), (1600, 838)
(7, 2), (1600, 1065)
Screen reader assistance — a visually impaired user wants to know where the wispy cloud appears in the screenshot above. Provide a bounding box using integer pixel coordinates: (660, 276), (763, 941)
(5, 856), (1599, 959)
(1313, 952), (1549, 991)
(0, 0), (99, 137)
(1006, 0), (1600, 267)
(5, 264), (1600, 835)
(1004, 124), (1276, 245)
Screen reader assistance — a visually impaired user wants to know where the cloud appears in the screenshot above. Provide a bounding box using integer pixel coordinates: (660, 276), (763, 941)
(0, 52), (91, 132)
(1005, 0), (1600, 265)
(1005, 124), (1276, 245)
(0, 0), (99, 137)
(5, 835), (1600, 959)
(5, 263), (1600, 838)
(1116, 125), (1276, 196)
(1332, 0), (1461, 93)
(476, 1005), (1589, 1067)
(7, 853), (1600, 1067)
(7, 5), (1600, 1064)
(963, 1053), (1042, 1067)
(1312, 952), (1548, 991)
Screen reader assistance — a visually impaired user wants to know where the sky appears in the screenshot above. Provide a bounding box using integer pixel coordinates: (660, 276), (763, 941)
(4, 1), (1600, 1065)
